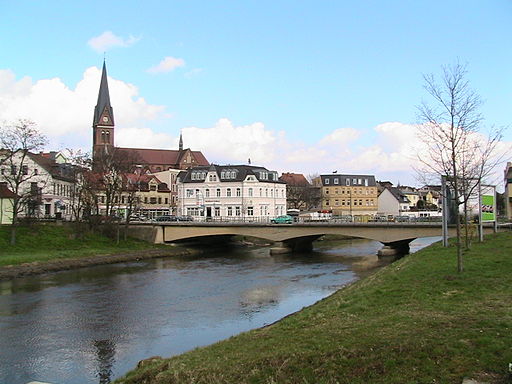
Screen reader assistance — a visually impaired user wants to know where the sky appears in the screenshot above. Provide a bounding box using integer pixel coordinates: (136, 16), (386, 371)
(1, 1), (511, 187)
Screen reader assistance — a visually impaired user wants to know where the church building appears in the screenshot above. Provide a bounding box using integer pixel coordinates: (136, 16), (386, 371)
(92, 61), (209, 172)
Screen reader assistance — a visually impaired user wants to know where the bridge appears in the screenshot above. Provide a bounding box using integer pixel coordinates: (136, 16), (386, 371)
(128, 221), (495, 255)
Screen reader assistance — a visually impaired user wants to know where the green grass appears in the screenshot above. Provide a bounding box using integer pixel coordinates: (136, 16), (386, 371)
(0, 223), (165, 266)
(116, 231), (512, 384)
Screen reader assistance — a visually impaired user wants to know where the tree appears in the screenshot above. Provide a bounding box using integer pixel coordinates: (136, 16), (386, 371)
(93, 147), (143, 243)
(0, 120), (48, 244)
(416, 62), (504, 272)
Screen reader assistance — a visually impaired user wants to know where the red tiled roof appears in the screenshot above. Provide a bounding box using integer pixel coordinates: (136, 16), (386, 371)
(117, 147), (209, 168)
(279, 172), (310, 186)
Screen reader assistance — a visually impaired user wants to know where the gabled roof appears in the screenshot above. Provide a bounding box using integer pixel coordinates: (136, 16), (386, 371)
(27, 152), (76, 182)
(384, 187), (410, 204)
(116, 147), (209, 168)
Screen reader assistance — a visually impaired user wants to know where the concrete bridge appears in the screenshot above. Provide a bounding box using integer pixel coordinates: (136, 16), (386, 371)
(127, 222), (493, 255)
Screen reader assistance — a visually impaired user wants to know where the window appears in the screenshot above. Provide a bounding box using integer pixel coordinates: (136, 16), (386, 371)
(259, 188), (262, 197)
(150, 197), (157, 204)
(346, 178), (350, 186)
(216, 188), (221, 197)
(325, 178), (329, 185)
(235, 206), (241, 216)
(236, 188), (241, 197)
(227, 188), (232, 197)
(22, 165), (28, 175)
(335, 199), (339, 206)
(248, 206), (254, 216)
(364, 179), (368, 186)
(11, 165), (16, 175)
(165, 198), (168, 204)
(227, 206), (232, 216)
(358, 178), (362, 184)
(158, 197), (162, 204)
(144, 197), (147, 203)
(205, 189), (210, 197)
(215, 207), (220, 216)
(325, 200), (330, 206)
(248, 188), (253, 197)
(334, 178), (339, 185)
(186, 189), (194, 197)
(353, 178), (357, 185)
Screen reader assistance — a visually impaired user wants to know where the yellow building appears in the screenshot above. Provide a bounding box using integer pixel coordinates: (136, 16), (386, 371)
(316, 174), (378, 216)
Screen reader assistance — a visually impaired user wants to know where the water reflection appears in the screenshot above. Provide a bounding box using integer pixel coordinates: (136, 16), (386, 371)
(0, 237), (438, 384)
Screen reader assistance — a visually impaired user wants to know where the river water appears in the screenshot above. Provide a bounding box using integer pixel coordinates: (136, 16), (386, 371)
(0, 237), (439, 384)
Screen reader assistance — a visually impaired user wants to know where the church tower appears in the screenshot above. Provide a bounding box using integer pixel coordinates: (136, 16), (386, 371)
(92, 61), (115, 165)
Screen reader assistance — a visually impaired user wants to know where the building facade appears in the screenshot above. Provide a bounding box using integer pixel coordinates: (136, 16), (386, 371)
(0, 184), (16, 224)
(0, 151), (76, 220)
(177, 165), (287, 221)
(316, 174), (378, 216)
(377, 187), (410, 216)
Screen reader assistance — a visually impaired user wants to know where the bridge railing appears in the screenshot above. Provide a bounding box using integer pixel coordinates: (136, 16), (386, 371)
(155, 215), (444, 225)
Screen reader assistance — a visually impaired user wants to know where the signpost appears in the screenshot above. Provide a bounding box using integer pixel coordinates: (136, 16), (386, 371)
(479, 185), (497, 241)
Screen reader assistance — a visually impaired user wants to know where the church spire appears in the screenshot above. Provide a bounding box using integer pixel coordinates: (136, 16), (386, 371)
(179, 132), (183, 151)
(93, 60), (115, 126)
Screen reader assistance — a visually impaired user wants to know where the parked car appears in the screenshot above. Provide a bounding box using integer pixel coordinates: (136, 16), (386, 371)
(155, 215), (178, 222)
(177, 215), (193, 222)
(271, 215), (293, 224)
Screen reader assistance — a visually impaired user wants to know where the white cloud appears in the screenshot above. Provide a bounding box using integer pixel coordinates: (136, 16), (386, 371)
(147, 57), (186, 74)
(87, 31), (140, 52)
(0, 67), (166, 151)
(2, 67), (509, 188)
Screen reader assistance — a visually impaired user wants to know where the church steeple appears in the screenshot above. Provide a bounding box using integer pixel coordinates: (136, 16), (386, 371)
(93, 60), (115, 127)
(93, 61), (115, 166)
(179, 132), (183, 151)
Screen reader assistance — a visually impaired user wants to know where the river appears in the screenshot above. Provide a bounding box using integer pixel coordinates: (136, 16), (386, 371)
(0, 237), (439, 384)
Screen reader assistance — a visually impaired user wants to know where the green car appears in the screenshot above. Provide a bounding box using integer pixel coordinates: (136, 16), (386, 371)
(271, 215), (293, 224)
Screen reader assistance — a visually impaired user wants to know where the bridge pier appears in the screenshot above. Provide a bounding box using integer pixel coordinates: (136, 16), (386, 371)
(377, 239), (413, 257)
(270, 235), (323, 255)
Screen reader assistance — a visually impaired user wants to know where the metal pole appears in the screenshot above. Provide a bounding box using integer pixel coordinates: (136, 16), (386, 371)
(478, 181), (483, 242)
(441, 175), (449, 247)
(494, 186), (498, 233)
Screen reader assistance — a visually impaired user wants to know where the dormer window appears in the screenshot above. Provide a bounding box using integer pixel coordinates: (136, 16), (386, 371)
(325, 178), (329, 185)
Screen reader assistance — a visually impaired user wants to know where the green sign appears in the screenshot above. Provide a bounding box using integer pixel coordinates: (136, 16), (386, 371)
(481, 194), (495, 222)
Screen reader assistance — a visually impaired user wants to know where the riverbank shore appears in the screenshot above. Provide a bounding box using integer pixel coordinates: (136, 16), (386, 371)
(116, 231), (512, 384)
(0, 224), (200, 280)
(0, 246), (202, 280)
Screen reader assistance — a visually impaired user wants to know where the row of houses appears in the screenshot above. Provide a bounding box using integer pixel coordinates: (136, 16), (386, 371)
(0, 148), (443, 223)
(2, 61), (486, 224)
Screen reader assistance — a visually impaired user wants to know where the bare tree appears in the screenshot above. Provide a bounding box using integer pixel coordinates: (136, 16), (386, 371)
(416, 62), (504, 272)
(0, 120), (48, 244)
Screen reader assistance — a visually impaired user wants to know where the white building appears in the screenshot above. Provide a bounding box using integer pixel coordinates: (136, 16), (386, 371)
(177, 164), (287, 221)
(377, 187), (410, 216)
(0, 151), (76, 220)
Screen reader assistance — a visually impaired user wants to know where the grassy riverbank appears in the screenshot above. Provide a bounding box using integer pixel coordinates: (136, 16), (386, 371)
(0, 224), (166, 267)
(117, 231), (512, 384)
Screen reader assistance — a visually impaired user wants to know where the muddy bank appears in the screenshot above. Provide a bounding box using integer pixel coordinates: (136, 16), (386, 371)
(0, 247), (202, 281)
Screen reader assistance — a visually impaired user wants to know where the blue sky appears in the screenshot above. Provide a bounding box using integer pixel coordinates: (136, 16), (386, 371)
(1, 1), (511, 186)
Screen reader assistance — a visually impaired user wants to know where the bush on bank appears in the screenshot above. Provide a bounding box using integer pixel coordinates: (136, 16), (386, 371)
(116, 232), (512, 384)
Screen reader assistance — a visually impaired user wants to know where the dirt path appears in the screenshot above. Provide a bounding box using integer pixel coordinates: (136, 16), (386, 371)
(0, 247), (202, 280)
